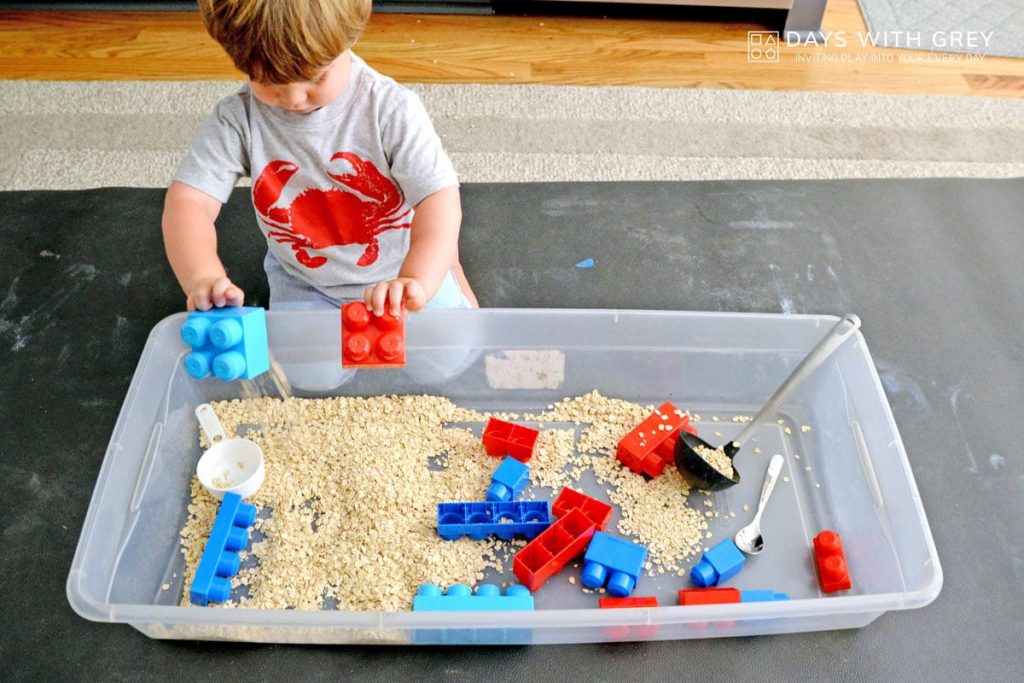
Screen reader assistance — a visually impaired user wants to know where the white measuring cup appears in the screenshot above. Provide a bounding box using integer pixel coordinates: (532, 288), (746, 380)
(195, 403), (265, 500)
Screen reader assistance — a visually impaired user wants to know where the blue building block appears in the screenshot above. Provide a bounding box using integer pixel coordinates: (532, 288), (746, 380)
(189, 492), (257, 606)
(180, 306), (270, 381)
(580, 531), (648, 597)
(413, 583), (534, 612)
(413, 626), (534, 646)
(486, 456), (530, 502)
(691, 538), (746, 587)
(740, 590), (790, 603)
(437, 501), (550, 540)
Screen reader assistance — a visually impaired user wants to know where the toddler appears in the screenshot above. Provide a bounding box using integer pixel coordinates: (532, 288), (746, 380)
(163, 0), (477, 319)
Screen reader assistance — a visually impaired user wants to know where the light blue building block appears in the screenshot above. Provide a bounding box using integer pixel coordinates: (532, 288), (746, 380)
(437, 501), (550, 540)
(740, 590), (790, 602)
(189, 492), (257, 606)
(413, 626), (534, 645)
(581, 531), (648, 597)
(691, 538), (746, 587)
(486, 456), (530, 502)
(413, 583), (534, 612)
(181, 306), (269, 381)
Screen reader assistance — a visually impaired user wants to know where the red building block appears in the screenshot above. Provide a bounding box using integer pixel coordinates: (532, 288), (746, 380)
(482, 418), (539, 463)
(605, 624), (631, 640)
(813, 530), (852, 593)
(512, 508), (598, 591)
(599, 596), (659, 609)
(552, 487), (613, 530)
(616, 402), (698, 477)
(600, 596), (660, 639)
(341, 302), (405, 368)
(510, 489), (611, 592)
(677, 588), (741, 606)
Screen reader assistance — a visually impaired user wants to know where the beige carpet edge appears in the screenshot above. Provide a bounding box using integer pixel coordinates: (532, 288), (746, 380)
(3, 80), (1023, 126)
(3, 149), (1021, 192)
(2, 80), (1022, 190)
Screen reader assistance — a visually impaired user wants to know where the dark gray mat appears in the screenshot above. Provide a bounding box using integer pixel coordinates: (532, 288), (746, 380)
(2, 179), (1023, 680)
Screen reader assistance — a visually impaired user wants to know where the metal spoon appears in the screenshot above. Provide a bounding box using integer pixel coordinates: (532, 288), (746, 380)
(675, 314), (862, 490)
(734, 454), (784, 554)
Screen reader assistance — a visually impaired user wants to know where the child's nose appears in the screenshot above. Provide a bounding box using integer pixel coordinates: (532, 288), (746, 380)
(281, 92), (306, 109)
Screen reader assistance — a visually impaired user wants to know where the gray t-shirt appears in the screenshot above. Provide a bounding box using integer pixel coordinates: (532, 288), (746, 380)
(174, 53), (458, 300)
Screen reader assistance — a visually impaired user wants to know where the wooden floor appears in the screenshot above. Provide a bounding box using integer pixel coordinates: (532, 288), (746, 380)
(1, 2), (1021, 97)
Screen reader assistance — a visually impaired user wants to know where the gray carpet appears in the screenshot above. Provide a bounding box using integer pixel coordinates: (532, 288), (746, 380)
(2, 80), (1023, 191)
(857, 0), (1024, 58)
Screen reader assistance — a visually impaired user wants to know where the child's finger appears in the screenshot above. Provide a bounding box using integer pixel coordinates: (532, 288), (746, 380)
(212, 279), (243, 308)
(211, 278), (230, 308)
(368, 282), (389, 316)
(403, 280), (427, 312)
(226, 285), (245, 306)
(387, 280), (406, 317)
(192, 286), (212, 311)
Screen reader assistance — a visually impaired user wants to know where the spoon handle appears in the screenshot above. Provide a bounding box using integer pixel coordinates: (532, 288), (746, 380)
(732, 314), (861, 449)
(753, 454), (785, 520)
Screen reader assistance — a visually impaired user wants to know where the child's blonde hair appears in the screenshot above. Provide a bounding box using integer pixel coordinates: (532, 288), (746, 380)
(198, 0), (372, 84)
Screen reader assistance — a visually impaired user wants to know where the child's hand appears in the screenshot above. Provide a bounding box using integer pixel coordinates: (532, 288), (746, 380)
(187, 276), (245, 311)
(364, 277), (426, 317)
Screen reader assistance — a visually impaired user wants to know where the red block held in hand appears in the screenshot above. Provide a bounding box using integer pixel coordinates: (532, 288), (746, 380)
(341, 301), (405, 368)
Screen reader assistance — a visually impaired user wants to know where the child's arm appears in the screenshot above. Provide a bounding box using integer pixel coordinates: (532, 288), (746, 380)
(364, 185), (461, 316)
(162, 181), (245, 311)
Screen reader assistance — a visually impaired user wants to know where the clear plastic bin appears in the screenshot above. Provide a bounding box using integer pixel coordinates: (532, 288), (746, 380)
(66, 309), (942, 644)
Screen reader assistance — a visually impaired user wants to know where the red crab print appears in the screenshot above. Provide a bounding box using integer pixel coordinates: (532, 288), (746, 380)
(252, 152), (413, 269)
